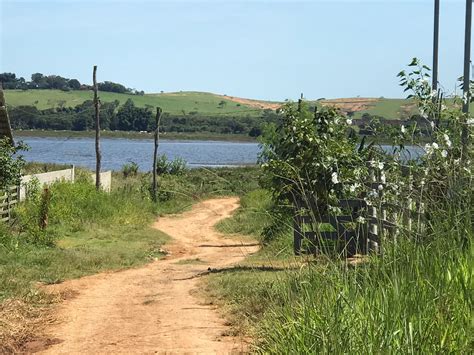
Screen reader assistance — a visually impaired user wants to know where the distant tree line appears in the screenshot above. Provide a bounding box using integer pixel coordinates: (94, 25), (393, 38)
(9, 99), (279, 137)
(0, 72), (144, 95)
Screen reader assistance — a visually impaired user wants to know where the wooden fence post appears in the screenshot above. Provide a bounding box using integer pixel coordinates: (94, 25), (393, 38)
(293, 214), (303, 255)
(93, 65), (101, 191)
(39, 188), (50, 230)
(152, 107), (162, 202)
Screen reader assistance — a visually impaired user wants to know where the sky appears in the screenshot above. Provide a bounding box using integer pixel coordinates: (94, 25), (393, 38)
(0, 0), (470, 101)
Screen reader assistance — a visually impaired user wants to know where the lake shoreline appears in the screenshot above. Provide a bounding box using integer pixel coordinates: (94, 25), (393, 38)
(13, 130), (257, 142)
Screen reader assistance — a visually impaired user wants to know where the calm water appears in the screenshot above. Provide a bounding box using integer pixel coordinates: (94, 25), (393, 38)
(18, 136), (424, 172)
(18, 136), (261, 171)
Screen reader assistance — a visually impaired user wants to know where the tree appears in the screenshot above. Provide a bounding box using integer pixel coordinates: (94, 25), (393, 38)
(68, 79), (81, 90)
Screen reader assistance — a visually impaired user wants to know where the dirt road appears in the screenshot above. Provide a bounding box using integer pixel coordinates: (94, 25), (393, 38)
(38, 197), (259, 354)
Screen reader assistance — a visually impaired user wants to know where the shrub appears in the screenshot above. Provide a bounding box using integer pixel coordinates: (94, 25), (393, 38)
(122, 161), (139, 178)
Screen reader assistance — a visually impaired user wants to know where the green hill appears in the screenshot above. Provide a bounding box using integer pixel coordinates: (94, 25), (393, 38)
(4, 89), (416, 120)
(3, 90), (270, 117)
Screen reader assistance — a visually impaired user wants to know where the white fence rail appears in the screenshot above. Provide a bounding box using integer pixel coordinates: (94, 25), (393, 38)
(1, 167), (113, 223)
(20, 167), (75, 201)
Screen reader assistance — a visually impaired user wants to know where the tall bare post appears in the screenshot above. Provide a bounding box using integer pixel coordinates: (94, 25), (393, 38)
(297, 93), (303, 113)
(462, 0), (472, 160)
(93, 65), (101, 190)
(152, 107), (162, 202)
(432, 0), (440, 95)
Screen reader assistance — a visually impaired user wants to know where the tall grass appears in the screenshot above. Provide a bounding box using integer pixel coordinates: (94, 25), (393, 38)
(208, 187), (473, 353)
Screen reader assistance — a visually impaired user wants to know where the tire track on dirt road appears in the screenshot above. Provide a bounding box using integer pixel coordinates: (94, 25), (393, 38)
(37, 197), (258, 354)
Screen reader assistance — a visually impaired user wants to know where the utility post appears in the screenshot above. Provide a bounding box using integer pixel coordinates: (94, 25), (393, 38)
(462, 0), (472, 159)
(152, 107), (162, 202)
(297, 93), (303, 113)
(93, 65), (101, 190)
(432, 0), (440, 95)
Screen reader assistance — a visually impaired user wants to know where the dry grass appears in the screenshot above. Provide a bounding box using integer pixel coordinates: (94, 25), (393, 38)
(0, 296), (53, 353)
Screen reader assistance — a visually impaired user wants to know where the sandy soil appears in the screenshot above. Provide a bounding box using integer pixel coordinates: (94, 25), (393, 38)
(319, 98), (378, 113)
(35, 197), (259, 354)
(218, 95), (282, 111)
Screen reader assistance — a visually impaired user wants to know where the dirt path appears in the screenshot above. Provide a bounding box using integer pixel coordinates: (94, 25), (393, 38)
(38, 197), (259, 354)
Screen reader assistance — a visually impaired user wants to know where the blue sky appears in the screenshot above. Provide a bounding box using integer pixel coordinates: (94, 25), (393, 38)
(0, 0), (470, 100)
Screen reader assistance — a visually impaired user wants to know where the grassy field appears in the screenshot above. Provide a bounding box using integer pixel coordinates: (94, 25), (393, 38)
(4, 90), (266, 116)
(354, 98), (415, 119)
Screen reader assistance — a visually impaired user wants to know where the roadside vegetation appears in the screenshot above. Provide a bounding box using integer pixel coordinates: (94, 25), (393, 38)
(207, 60), (474, 353)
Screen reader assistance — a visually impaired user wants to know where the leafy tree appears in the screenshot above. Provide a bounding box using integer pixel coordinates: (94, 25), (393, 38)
(0, 138), (27, 191)
(68, 79), (81, 90)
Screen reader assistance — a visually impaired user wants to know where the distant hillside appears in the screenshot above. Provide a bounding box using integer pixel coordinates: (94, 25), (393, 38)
(315, 97), (416, 120)
(4, 90), (270, 117)
(4, 89), (416, 119)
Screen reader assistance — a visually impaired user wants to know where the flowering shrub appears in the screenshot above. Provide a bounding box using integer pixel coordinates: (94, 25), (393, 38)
(397, 59), (473, 204)
(260, 101), (369, 218)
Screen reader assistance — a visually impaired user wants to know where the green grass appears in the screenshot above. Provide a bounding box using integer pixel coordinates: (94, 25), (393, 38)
(206, 188), (474, 353)
(355, 98), (415, 119)
(0, 180), (170, 301)
(215, 189), (273, 237)
(4, 90), (265, 116)
(175, 258), (207, 265)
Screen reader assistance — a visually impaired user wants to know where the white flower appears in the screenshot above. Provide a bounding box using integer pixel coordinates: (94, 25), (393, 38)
(401, 125), (406, 134)
(349, 184), (356, 193)
(430, 121), (435, 129)
(356, 216), (366, 224)
(430, 89), (438, 98)
(378, 162), (384, 170)
(380, 172), (386, 184)
(292, 126), (297, 132)
(346, 119), (353, 125)
(432, 142), (439, 150)
(441, 150), (448, 158)
(463, 92), (469, 104)
(420, 108), (428, 119)
(331, 172), (339, 184)
(368, 189), (379, 199)
(443, 134), (452, 148)
(378, 184), (384, 191)
(467, 118), (474, 126)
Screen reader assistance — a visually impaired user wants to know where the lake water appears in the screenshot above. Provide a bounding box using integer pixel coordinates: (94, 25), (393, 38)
(18, 136), (261, 171)
(17, 136), (424, 172)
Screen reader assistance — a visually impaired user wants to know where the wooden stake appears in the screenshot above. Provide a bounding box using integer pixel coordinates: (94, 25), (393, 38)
(93, 65), (101, 190)
(152, 107), (162, 202)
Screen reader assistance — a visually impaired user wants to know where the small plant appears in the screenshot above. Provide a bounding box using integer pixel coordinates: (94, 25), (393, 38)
(122, 161), (139, 178)
(156, 155), (188, 176)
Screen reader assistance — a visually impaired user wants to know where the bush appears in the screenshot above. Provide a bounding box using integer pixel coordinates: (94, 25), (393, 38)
(122, 161), (139, 178)
(156, 155), (188, 176)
